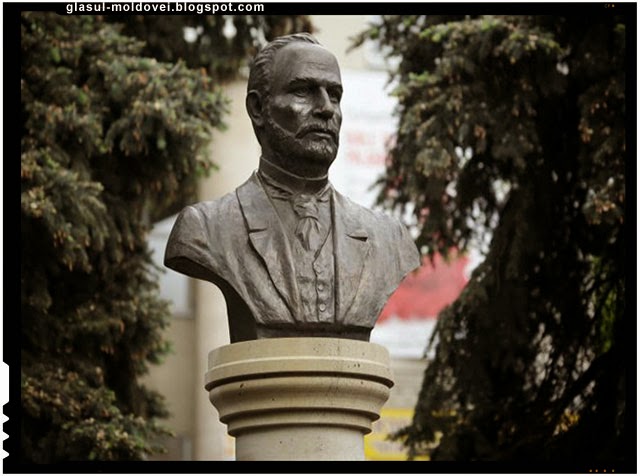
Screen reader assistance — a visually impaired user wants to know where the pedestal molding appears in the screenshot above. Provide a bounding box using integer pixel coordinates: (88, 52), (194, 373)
(205, 337), (394, 460)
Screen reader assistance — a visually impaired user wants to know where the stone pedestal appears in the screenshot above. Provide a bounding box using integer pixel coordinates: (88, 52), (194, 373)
(204, 337), (394, 461)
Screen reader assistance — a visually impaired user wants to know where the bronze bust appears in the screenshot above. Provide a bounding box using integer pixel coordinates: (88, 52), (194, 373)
(165, 33), (420, 342)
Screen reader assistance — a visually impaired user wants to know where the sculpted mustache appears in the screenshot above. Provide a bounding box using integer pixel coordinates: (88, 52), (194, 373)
(295, 126), (338, 141)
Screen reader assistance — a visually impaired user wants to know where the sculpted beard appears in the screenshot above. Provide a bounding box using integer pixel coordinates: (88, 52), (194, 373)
(263, 107), (339, 173)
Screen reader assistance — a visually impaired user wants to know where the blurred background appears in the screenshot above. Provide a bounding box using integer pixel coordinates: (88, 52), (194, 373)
(20, 8), (628, 466)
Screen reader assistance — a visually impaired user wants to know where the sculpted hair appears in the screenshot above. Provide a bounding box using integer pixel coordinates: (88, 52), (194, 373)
(247, 33), (321, 99)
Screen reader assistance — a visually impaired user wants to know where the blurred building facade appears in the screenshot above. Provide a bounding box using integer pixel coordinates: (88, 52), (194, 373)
(145, 15), (469, 461)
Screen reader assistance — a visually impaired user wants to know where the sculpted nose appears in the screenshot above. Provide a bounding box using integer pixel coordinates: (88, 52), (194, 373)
(313, 88), (334, 120)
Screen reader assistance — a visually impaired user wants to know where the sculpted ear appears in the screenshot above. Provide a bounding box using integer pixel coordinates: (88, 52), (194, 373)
(246, 90), (265, 128)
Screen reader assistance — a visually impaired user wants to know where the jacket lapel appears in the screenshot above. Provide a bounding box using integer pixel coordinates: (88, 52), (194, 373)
(236, 173), (301, 320)
(333, 191), (371, 323)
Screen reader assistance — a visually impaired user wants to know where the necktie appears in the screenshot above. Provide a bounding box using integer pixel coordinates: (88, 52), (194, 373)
(292, 192), (328, 251)
(261, 176), (330, 251)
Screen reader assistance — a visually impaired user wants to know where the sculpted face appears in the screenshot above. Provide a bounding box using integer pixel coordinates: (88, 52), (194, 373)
(261, 42), (343, 176)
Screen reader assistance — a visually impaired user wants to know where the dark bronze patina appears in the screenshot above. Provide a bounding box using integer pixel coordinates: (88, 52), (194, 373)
(165, 33), (420, 342)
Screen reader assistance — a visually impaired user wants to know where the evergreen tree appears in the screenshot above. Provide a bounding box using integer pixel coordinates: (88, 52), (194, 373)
(109, 15), (314, 82)
(20, 12), (310, 462)
(107, 15), (314, 219)
(355, 12), (628, 462)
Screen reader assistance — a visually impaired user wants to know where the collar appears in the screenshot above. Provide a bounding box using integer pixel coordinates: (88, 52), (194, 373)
(258, 156), (329, 196)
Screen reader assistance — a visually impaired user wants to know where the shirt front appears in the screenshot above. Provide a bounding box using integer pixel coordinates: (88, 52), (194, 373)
(258, 166), (336, 324)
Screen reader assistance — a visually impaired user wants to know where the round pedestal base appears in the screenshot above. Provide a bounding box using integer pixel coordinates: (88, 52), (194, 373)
(236, 426), (363, 461)
(205, 337), (394, 461)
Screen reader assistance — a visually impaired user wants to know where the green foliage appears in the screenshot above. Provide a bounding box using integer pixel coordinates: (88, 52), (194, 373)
(109, 15), (314, 82)
(21, 362), (168, 461)
(355, 14), (626, 461)
(21, 12), (228, 461)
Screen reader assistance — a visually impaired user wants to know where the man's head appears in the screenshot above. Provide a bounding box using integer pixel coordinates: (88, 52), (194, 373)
(246, 33), (343, 177)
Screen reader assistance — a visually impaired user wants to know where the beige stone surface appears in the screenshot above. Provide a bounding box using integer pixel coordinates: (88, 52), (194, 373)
(236, 426), (364, 461)
(205, 337), (394, 460)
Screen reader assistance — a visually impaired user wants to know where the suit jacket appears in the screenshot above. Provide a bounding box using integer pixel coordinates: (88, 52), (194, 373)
(165, 171), (421, 342)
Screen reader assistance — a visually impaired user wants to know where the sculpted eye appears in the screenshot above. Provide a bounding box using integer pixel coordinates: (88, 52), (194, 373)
(292, 86), (311, 97)
(328, 88), (342, 103)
